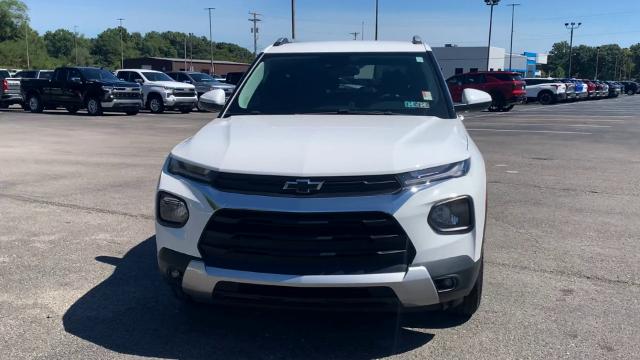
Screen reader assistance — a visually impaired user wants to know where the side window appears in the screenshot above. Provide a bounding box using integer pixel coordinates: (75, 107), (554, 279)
(466, 74), (485, 85)
(446, 76), (461, 85)
(116, 71), (130, 82)
(130, 72), (143, 83)
(55, 69), (68, 82)
(67, 68), (81, 81)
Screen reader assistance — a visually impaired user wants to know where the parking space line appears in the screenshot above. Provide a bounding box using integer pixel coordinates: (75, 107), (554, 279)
(467, 128), (592, 134)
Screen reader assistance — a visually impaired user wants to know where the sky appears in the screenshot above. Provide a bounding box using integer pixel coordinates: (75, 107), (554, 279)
(23, 0), (640, 55)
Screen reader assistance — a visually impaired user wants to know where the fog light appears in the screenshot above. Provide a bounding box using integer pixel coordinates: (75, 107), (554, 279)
(169, 269), (181, 279)
(157, 191), (189, 227)
(434, 277), (457, 292)
(428, 196), (474, 234)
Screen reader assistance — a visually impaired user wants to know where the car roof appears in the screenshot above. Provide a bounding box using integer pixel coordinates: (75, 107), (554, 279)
(264, 40), (430, 54)
(117, 69), (162, 73)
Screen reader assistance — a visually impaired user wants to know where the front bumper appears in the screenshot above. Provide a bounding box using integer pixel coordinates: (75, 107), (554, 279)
(165, 95), (198, 107)
(101, 99), (142, 111)
(155, 153), (486, 308)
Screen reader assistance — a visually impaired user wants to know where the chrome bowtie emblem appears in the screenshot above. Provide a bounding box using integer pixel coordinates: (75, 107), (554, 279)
(283, 179), (324, 194)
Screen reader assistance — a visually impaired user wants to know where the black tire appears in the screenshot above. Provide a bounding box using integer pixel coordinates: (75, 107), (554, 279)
(27, 94), (44, 113)
(125, 110), (139, 116)
(500, 104), (514, 112)
(86, 97), (103, 116)
(450, 257), (483, 317)
(66, 106), (79, 114)
(147, 95), (165, 114)
(538, 91), (554, 105)
(488, 93), (503, 112)
(627, 90), (634, 96)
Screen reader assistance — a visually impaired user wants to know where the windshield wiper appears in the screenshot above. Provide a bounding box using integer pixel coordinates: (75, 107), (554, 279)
(296, 109), (406, 115)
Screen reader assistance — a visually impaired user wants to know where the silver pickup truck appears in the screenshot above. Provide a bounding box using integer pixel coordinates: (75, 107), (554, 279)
(0, 69), (22, 108)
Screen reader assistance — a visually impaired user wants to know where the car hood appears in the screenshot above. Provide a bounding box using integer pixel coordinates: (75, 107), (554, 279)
(95, 80), (140, 88)
(171, 115), (469, 176)
(145, 81), (195, 89)
(196, 81), (235, 89)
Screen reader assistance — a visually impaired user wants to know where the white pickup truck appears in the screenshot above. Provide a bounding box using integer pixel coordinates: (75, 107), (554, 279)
(0, 69), (22, 108)
(523, 78), (567, 105)
(115, 69), (198, 113)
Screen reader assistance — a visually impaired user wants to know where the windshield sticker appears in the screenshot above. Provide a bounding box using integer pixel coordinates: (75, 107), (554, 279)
(404, 101), (430, 109)
(416, 56), (424, 63)
(421, 91), (433, 101)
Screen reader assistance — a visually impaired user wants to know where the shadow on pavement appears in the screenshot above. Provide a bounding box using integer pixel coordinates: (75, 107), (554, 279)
(63, 236), (468, 359)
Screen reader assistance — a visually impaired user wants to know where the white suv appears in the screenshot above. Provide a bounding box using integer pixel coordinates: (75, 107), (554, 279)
(155, 38), (491, 316)
(523, 78), (567, 105)
(115, 69), (197, 113)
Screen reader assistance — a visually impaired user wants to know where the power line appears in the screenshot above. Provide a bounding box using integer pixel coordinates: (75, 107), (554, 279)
(248, 12), (262, 56)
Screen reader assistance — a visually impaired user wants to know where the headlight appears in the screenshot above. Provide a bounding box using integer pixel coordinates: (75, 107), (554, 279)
(102, 86), (113, 93)
(428, 196), (474, 234)
(157, 191), (189, 227)
(397, 159), (470, 189)
(167, 156), (216, 183)
(164, 87), (175, 94)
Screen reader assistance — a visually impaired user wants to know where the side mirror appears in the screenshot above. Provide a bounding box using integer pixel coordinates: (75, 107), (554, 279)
(135, 79), (144, 84)
(198, 89), (226, 112)
(454, 88), (492, 113)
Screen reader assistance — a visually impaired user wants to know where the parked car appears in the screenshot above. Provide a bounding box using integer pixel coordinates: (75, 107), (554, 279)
(564, 79), (588, 100)
(223, 71), (245, 85)
(21, 67), (142, 115)
(0, 69), (22, 108)
(605, 81), (622, 97)
(13, 69), (54, 79)
(581, 79), (597, 99)
(523, 78), (567, 104)
(115, 69), (197, 114)
(620, 81), (639, 95)
(156, 37), (492, 317)
(165, 71), (235, 111)
(552, 79), (576, 101)
(447, 71), (525, 112)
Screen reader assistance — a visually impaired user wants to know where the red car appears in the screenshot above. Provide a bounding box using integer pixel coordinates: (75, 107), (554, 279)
(446, 71), (526, 112)
(582, 80), (597, 99)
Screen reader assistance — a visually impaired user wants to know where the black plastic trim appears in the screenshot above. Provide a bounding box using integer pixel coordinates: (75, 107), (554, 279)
(156, 191), (189, 228)
(427, 195), (475, 235)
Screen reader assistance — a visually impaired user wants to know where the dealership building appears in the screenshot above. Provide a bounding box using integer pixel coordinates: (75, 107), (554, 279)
(123, 57), (250, 76)
(432, 45), (547, 78)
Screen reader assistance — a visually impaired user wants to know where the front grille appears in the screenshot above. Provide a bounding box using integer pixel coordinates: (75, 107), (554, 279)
(211, 172), (402, 197)
(113, 92), (140, 99)
(198, 209), (415, 275)
(212, 282), (399, 310)
(174, 91), (195, 97)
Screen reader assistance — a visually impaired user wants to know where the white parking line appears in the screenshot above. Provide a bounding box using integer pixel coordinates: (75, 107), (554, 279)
(473, 123), (611, 128)
(467, 128), (592, 135)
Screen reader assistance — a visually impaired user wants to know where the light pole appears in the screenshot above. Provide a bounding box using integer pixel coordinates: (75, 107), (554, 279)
(374, 0), (379, 40)
(117, 18), (125, 69)
(594, 46), (600, 80)
(73, 25), (78, 65)
(564, 22), (581, 77)
(349, 32), (360, 40)
(507, 3), (520, 71)
(485, 0), (500, 71)
(205, 7), (215, 75)
(291, 0), (296, 40)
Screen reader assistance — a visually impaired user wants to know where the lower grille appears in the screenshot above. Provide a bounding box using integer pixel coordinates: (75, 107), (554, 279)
(198, 209), (415, 275)
(113, 92), (140, 99)
(174, 91), (195, 97)
(212, 282), (399, 310)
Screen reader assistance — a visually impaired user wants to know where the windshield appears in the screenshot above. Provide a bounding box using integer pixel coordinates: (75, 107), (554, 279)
(142, 72), (174, 82)
(189, 73), (216, 82)
(225, 52), (452, 118)
(80, 68), (120, 82)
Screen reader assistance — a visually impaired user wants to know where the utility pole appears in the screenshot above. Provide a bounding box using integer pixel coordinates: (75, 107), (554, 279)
(374, 0), (379, 40)
(564, 22), (581, 77)
(117, 18), (125, 69)
(485, 0), (500, 71)
(248, 12), (262, 56)
(24, 22), (29, 68)
(349, 32), (360, 40)
(189, 33), (193, 71)
(361, 21), (364, 40)
(183, 35), (187, 71)
(291, 0), (296, 40)
(594, 46), (600, 80)
(73, 25), (78, 65)
(205, 7), (215, 75)
(507, 3), (520, 71)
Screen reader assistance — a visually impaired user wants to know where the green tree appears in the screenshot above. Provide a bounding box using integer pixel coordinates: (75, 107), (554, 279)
(0, 0), (28, 41)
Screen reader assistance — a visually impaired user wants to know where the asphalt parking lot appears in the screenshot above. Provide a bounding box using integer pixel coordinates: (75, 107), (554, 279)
(1, 98), (639, 360)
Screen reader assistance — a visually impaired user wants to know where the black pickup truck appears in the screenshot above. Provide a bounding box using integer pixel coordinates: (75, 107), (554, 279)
(21, 67), (142, 115)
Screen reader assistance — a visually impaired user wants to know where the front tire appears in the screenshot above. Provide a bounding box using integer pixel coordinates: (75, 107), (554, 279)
(86, 97), (103, 116)
(148, 95), (165, 114)
(27, 94), (44, 113)
(538, 91), (554, 105)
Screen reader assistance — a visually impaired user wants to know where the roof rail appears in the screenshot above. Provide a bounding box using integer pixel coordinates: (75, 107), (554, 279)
(412, 35), (423, 45)
(273, 38), (290, 46)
